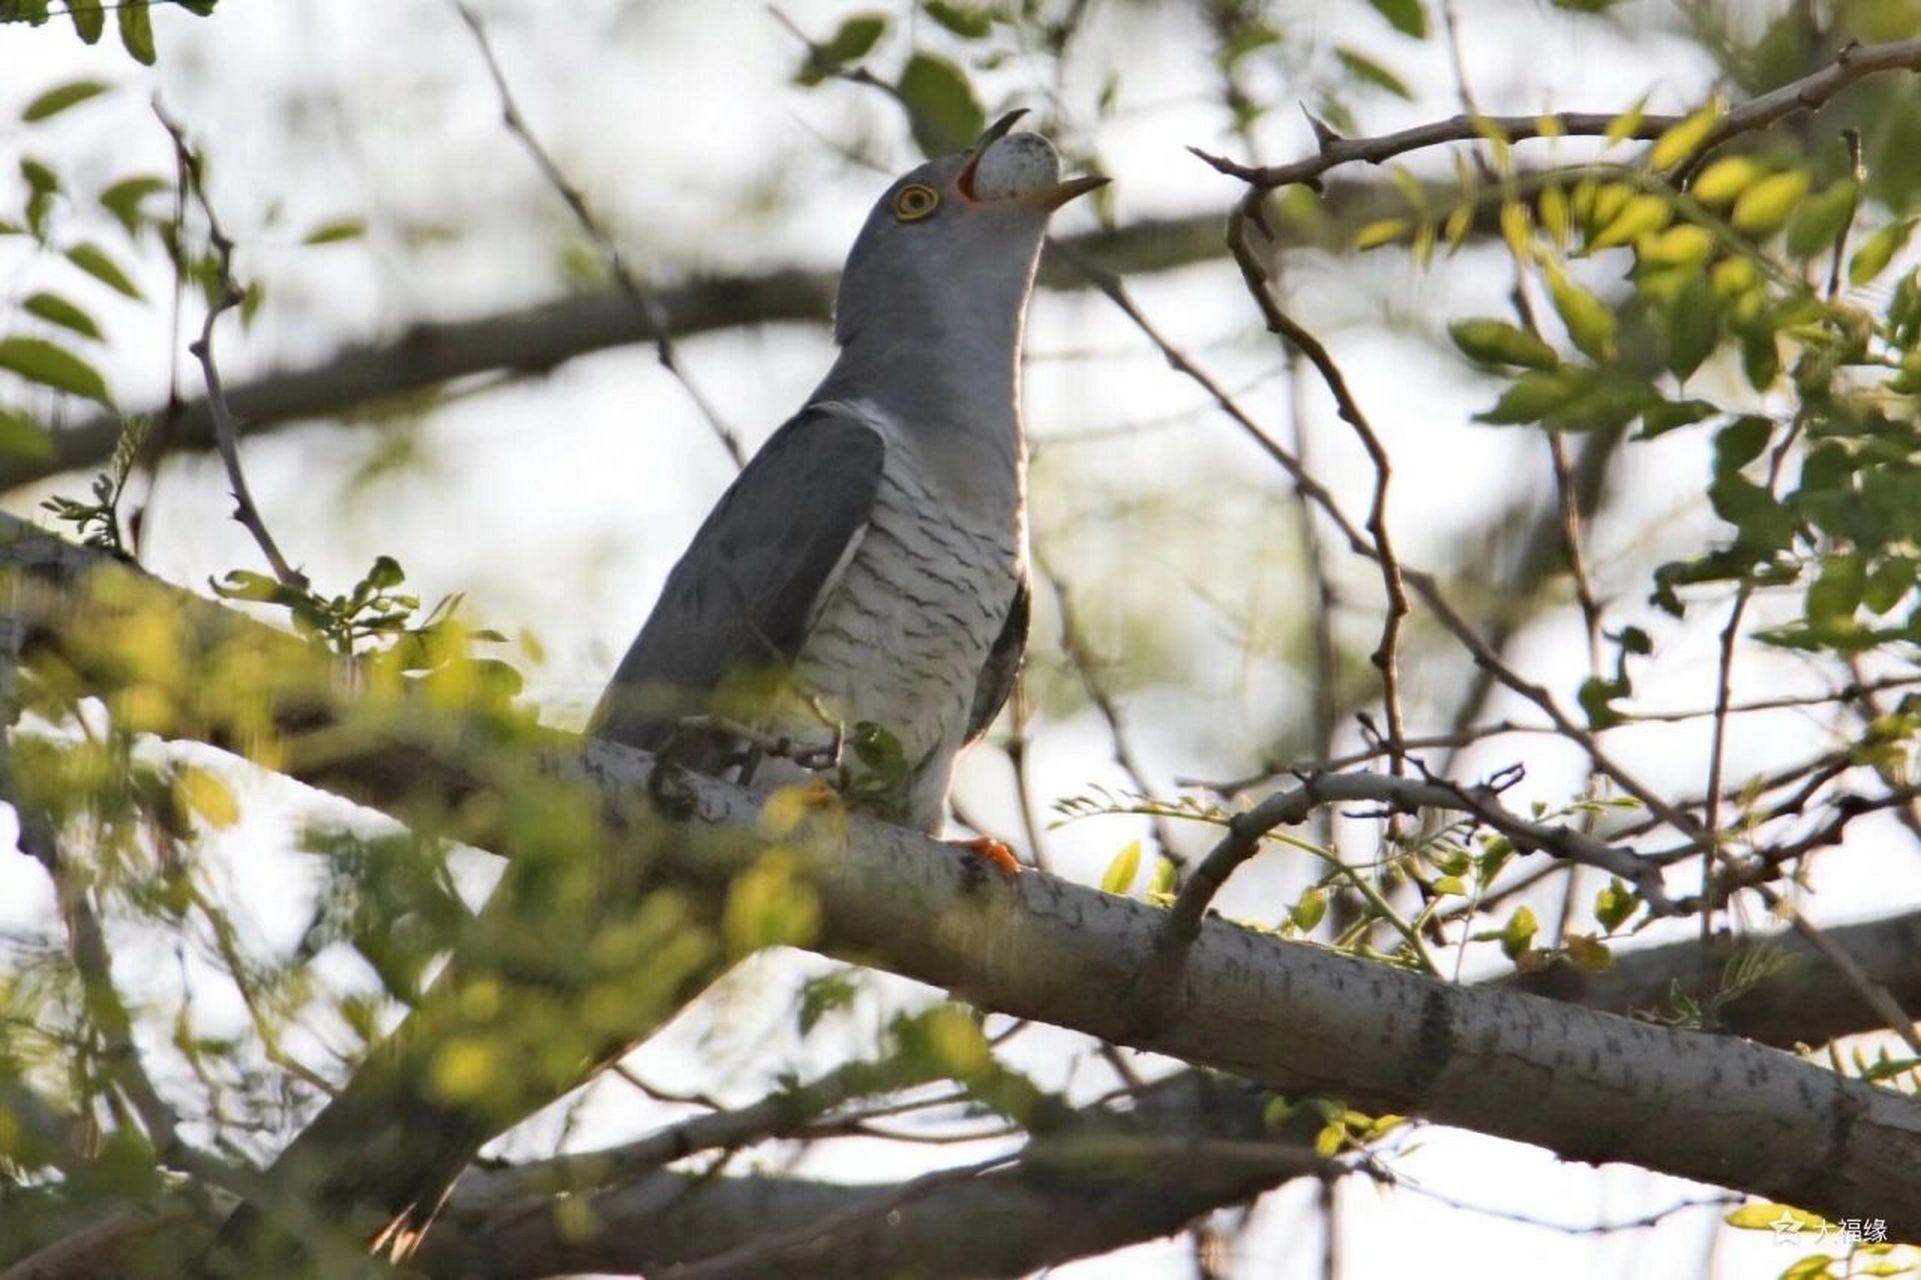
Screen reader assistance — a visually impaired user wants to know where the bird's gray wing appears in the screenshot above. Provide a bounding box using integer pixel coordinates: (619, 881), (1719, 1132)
(964, 571), (1029, 745)
(590, 405), (885, 751)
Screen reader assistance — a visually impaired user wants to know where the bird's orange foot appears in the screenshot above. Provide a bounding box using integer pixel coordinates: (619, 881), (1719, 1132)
(956, 835), (1021, 876)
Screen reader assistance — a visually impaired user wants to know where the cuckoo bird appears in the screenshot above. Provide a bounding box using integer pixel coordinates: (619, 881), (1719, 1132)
(209, 115), (1103, 1268)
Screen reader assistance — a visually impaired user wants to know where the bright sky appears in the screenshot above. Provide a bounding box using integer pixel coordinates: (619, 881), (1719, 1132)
(0, 1), (1913, 1276)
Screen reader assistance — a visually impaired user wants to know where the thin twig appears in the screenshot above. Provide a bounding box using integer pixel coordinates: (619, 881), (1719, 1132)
(1224, 208), (1409, 775)
(1129, 769), (1680, 1033)
(449, 0), (746, 468)
(1195, 37), (1921, 191)
(153, 99), (307, 591)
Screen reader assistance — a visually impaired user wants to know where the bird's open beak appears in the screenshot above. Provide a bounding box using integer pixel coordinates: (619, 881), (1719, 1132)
(957, 109), (1109, 209)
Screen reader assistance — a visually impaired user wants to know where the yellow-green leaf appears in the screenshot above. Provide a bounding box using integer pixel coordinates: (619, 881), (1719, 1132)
(66, 242), (142, 299)
(1647, 100), (1720, 170)
(1539, 180), (1569, 244)
(1725, 1203), (1824, 1232)
(1691, 156), (1764, 206)
(23, 292), (102, 341)
(1639, 224), (1714, 267)
(1290, 888), (1328, 932)
(1849, 219), (1915, 286)
(1354, 218), (1410, 250)
(0, 337), (111, 404)
(1587, 193), (1671, 251)
(1100, 839), (1143, 895)
(1603, 98), (1646, 146)
(21, 80), (109, 123)
(1730, 170), (1809, 236)
(1447, 317), (1559, 370)
(175, 765), (239, 828)
(1547, 268), (1616, 362)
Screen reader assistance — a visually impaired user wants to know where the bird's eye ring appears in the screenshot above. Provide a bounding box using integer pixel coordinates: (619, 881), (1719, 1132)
(892, 183), (941, 222)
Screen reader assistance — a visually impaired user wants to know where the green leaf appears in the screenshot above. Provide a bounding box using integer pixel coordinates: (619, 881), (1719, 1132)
(23, 292), (102, 340)
(897, 52), (985, 157)
(798, 13), (887, 85)
(1367, 0), (1427, 37)
(1849, 219), (1915, 286)
(0, 336), (110, 403)
(1593, 877), (1638, 932)
(1547, 267), (1616, 362)
(1474, 367), (1586, 425)
(1499, 905), (1538, 959)
(65, 242), (142, 299)
(1785, 178), (1858, 259)
(302, 218), (366, 246)
(924, 1), (991, 38)
(1100, 839), (1142, 895)
(99, 176), (167, 236)
(1710, 474), (1795, 554)
(1578, 675), (1628, 729)
(21, 79), (109, 123)
(1740, 329), (1779, 391)
(1729, 169), (1808, 236)
(1713, 415), (1773, 476)
(1806, 554), (1866, 625)
(1863, 559), (1916, 615)
(1639, 397), (1716, 438)
(1447, 318), (1558, 370)
(116, 0), (155, 64)
(0, 406), (52, 459)
(1335, 47), (1412, 100)
(1290, 888), (1328, 932)
(1659, 269), (1719, 380)
(66, 0), (103, 42)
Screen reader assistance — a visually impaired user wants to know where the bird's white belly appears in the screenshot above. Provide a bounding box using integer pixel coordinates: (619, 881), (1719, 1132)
(779, 448), (1017, 830)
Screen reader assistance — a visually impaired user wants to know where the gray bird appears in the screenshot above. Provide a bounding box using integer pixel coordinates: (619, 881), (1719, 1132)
(210, 113), (1102, 1268)
(593, 110), (1103, 838)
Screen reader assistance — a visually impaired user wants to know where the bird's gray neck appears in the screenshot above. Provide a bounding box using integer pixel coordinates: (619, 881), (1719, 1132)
(811, 288), (1033, 524)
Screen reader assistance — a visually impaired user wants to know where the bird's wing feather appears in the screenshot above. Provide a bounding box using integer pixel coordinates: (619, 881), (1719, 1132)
(965, 570), (1028, 745)
(589, 405), (886, 750)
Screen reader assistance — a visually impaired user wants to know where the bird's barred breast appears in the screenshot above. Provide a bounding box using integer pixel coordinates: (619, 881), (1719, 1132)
(784, 425), (1020, 830)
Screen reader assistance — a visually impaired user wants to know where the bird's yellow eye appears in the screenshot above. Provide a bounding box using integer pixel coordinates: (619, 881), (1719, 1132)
(892, 183), (941, 223)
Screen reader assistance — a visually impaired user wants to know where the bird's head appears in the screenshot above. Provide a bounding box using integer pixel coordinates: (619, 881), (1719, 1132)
(832, 111), (1106, 351)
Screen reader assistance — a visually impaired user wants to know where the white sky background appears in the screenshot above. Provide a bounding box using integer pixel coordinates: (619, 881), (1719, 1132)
(0, 0), (1916, 1276)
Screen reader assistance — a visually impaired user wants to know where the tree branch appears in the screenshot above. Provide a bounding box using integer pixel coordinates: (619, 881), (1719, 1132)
(6, 512), (1921, 1241)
